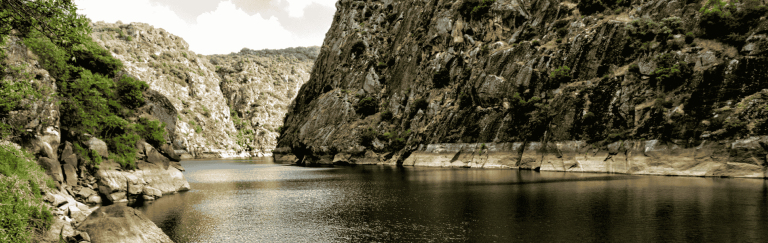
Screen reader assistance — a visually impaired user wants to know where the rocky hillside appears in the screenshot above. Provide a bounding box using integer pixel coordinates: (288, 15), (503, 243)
(210, 47), (317, 154)
(2, 28), (188, 242)
(91, 21), (317, 157)
(276, 0), (768, 178)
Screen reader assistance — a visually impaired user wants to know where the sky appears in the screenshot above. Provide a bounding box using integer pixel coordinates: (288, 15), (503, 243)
(74, 0), (337, 55)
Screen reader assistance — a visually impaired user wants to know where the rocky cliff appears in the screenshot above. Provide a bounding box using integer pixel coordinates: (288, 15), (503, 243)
(276, 0), (768, 178)
(210, 47), (317, 155)
(2, 30), (189, 242)
(90, 21), (317, 158)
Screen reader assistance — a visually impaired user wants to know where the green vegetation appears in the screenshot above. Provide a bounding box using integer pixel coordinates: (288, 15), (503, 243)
(361, 127), (378, 147)
(651, 53), (691, 91)
(699, 0), (768, 46)
(357, 97), (378, 116)
(0, 144), (54, 242)
(469, 0), (496, 19)
(550, 65), (571, 83)
(380, 110), (393, 121)
(1, 0), (172, 170)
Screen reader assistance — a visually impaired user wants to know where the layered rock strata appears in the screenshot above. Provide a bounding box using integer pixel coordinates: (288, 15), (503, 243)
(276, 0), (768, 178)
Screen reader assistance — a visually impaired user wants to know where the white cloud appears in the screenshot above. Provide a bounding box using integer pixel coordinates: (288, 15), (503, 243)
(281, 0), (337, 18)
(75, 0), (313, 54)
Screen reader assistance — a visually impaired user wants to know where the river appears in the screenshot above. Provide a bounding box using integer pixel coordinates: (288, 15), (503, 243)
(137, 158), (768, 242)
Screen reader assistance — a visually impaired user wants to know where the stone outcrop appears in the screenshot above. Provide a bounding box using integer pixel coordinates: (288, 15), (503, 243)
(77, 204), (173, 243)
(210, 47), (317, 156)
(276, 0), (768, 178)
(90, 21), (317, 158)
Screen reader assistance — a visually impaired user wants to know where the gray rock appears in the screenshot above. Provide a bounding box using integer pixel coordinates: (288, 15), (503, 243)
(77, 187), (96, 199)
(147, 149), (170, 170)
(127, 181), (144, 195)
(159, 143), (181, 162)
(77, 205), (173, 243)
(86, 195), (102, 204)
(62, 164), (78, 186)
(38, 157), (64, 182)
(61, 154), (78, 167)
(108, 192), (126, 203)
(86, 137), (109, 158)
(60, 141), (74, 161)
(46, 217), (75, 241)
(143, 186), (162, 198)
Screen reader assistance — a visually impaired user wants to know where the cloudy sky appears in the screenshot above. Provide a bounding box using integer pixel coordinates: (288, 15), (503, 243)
(74, 0), (337, 55)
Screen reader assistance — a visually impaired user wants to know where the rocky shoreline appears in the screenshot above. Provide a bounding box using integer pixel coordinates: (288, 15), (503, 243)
(275, 137), (768, 179)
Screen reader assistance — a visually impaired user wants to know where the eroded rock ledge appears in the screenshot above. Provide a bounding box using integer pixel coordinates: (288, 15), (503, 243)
(276, 137), (768, 178)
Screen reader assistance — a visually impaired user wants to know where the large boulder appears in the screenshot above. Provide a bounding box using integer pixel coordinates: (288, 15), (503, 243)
(60, 141), (74, 161)
(147, 149), (170, 170)
(61, 153), (78, 167)
(86, 137), (109, 158)
(37, 157), (64, 183)
(77, 205), (173, 243)
(159, 143), (181, 162)
(62, 164), (78, 186)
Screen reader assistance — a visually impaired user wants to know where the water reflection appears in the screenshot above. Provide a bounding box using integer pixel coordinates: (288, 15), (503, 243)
(137, 158), (768, 242)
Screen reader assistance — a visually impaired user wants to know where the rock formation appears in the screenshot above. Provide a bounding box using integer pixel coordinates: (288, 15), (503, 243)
(90, 21), (317, 158)
(276, 0), (768, 178)
(77, 204), (173, 243)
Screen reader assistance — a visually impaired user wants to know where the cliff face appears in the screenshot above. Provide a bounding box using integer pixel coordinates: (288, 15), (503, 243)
(91, 22), (317, 157)
(277, 0), (768, 178)
(210, 47), (317, 154)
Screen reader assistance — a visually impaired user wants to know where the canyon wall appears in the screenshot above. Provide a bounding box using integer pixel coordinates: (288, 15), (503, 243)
(90, 22), (316, 158)
(276, 0), (768, 178)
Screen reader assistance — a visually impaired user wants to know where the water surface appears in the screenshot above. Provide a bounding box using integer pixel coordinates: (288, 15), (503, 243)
(138, 158), (768, 242)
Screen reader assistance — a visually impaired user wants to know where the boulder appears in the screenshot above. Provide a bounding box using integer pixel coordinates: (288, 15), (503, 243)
(147, 149), (170, 170)
(107, 192), (127, 203)
(46, 216), (76, 241)
(62, 164), (78, 186)
(86, 195), (102, 204)
(143, 186), (162, 198)
(170, 161), (185, 171)
(77, 205), (173, 243)
(38, 157), (64, 183)
(77, 187), (96, 199)
(60, 141), (74, 161)
(160, 143), (181, 162)
(86, 137), (109, 158)
(61, 153), (78, 167)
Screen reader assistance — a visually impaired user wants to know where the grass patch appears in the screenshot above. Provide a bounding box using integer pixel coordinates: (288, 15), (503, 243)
(0, 143), (54, 242)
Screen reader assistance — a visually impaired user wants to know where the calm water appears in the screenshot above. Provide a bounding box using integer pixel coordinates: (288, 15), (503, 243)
(137, 158), (768, 242)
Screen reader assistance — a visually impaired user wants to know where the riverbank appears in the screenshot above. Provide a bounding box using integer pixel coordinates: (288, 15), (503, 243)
(275, 138), (768, 179)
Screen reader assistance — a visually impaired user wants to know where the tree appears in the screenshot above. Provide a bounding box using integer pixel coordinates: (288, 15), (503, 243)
(0, 0), (91, 48)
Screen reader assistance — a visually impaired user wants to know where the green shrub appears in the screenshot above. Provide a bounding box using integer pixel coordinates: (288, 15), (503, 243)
(651, 53), (691, 90)
(685, 32), (695, 44)
(0, 143), (54, 242)
(361, 127), (377, 147)
(116, 75), (148, 108)
(357, 97), (378, 116)
(135, 118), (166, 147)
(381, 110), (393, 121)
(462, 0), (496, 19)
(700, 0), (768, 46)
(550, 65), (571, 83)
(0, 65), (42, 114)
